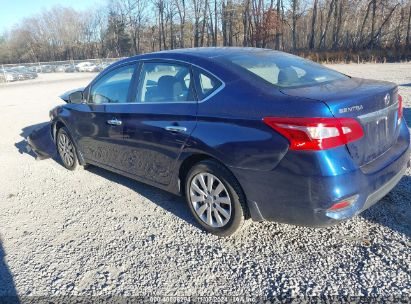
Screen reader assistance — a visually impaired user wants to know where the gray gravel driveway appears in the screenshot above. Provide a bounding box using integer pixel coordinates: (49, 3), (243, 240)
(0, 64), (410, 299)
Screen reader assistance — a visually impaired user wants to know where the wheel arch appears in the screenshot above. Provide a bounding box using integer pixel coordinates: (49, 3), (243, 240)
(52, 119), (86, 166)
(52, 119), (65, 141)
(178, 154), (212, 193)
(177, 153), (250, 219)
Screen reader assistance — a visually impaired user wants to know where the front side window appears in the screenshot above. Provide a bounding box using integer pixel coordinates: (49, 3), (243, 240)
(222, 51), (348, 89)
(137, 62), (193, 103)
(89, 64), (135, 104)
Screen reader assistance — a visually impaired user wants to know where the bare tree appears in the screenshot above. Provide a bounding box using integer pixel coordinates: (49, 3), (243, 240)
(318, 0), (335, 49)
(1, 0), (410, 64)
(174, 0), (187, 47)
(407, 4), (411, 46)
(308, 0), (318, 49)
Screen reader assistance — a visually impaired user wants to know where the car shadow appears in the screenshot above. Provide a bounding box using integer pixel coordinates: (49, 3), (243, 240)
(360, 175), (411, 239)
(399, 83), (411, 87)
(85, 165), (198, 228)
(404, 107), (411, 126)
(16, 122), (198, 229)
(0, 239), (19, 302)
(15, 122), (51, 159)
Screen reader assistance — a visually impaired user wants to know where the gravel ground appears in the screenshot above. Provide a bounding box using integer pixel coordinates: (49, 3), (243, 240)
(0, 64), (410, 300)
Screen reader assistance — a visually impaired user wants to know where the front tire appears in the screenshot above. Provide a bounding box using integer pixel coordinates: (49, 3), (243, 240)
(56, 127), (79, 171)
(185, 160), (248, 237)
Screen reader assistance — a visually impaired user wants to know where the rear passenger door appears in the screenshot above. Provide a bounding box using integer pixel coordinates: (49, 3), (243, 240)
(120, 61), (198, 186)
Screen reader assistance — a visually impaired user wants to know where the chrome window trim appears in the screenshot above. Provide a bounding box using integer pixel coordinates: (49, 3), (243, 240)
(84, 57), (226, 106)
(197, 81), (225, 103)
(357, 101), (399, 123)
(85, 101), (198, 105)
(193, 68), (226, 103)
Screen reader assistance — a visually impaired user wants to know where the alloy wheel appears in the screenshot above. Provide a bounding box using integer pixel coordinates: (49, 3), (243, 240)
(57, 133), (75, 168)
(189, 173), (232, 228)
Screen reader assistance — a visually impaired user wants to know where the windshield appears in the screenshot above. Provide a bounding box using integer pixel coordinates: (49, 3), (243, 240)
(223, 51), (349, 89)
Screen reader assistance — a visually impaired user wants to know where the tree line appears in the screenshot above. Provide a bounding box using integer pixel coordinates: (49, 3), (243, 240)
(0, 0), (410, 64)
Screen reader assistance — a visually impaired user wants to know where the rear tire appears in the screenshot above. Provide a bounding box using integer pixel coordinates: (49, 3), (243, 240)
(185, 160), (248, 237)
(56, 127), (79, 171)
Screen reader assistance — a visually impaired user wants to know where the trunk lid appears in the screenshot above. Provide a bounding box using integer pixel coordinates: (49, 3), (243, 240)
(281, 77), (400, 167)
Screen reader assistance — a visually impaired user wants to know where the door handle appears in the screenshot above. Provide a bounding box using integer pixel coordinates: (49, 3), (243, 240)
(107, 118), (122, 126)
(165, 126), (187, 133)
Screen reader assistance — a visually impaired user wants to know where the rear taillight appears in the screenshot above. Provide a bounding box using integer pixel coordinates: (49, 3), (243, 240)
(398, 94), (403, 125)
(263, 117), (364, 151)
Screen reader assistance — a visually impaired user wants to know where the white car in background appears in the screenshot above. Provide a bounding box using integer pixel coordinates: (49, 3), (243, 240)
(76, 62), (93, 72)
(82, 64), (100, 72)
(0, 69), (18, 82)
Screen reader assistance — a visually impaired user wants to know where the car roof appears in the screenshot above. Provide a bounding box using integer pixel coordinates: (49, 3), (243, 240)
(152, 47), (278, 58)
(114, 47), (282, 67)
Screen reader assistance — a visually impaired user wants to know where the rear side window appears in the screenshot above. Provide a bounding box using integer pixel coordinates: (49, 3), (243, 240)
(224, 51), (348, 89)
(137, 62), (194, 103)
(89, 65), (135, 104)
(193, 67), (222, 100)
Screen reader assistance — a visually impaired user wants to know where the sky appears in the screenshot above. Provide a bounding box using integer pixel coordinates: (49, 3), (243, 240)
(0, 0), (97, 32)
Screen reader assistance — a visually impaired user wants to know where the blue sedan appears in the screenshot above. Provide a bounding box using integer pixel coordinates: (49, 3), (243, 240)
(48, 48), (410, 236)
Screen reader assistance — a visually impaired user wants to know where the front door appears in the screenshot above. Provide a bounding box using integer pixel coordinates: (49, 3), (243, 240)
(71, 63), (137, 167)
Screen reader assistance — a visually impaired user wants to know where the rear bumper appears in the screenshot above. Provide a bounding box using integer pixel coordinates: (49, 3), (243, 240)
(361, 163), (407, 211)
(232, 121), (410, 227)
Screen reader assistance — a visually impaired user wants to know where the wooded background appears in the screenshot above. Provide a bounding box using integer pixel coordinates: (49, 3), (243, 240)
(0, 0), (410, 64)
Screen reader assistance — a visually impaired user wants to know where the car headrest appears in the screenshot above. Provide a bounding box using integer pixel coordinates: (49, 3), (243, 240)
(157, 75), (183, 101)
(278, 67), (298, 86)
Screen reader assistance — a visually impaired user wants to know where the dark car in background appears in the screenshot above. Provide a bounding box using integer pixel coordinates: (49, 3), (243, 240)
(13, 69), (30, 80)
(11, 67), (38, 80)
(40, 65), (55, 73)
(55, 64), (77, 73)
(55, 65), (67, 72)
(27, 66), (43, 73)
(64, 65), (76, 73)
(43, 48), (410, 236)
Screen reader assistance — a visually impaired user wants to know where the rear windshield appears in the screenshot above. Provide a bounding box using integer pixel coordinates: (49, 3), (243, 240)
(223, 51), (348, 88)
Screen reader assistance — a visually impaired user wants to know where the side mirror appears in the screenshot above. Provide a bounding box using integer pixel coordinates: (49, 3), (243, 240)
(68, 91), (84, 104)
